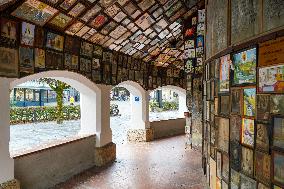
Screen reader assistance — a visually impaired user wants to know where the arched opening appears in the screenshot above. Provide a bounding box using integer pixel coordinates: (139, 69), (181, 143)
(9, 70), (101, 156)
(149, 85), (187, 121)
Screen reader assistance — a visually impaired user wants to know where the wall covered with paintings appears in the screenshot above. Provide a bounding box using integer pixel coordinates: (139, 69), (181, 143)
(202, 29), (284, 189)
(0, 18), (185, 90)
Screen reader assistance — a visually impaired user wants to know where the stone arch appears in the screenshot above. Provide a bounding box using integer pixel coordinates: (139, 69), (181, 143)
(9, 70), (105, 146)
(153, 85), (187, 117)
(115, 80), (149, 129)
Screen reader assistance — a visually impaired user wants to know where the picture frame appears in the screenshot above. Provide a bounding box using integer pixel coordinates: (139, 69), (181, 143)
(241, 118), (255, 148)
(21, 22), (35, 46)
(230, 115), (241, 142)
(241, 146), (254, 177)
(34, 48), (45, 69)
(243, 87), (256, 117)
(254, 150), (271, 185)
(216, 117), (229, 153)
(219, 95), (230, 116)
(19, 46), (34, 74)
(0, 18), (18, 47)
(272, 116), (284, 151)
(219, 54), (231, 93)
(272, 150), (284, 187)
(231, 88), (242, 114)
(0, 47), (18, 77)
(222, 153), (229, 182)
(230, 141), (242, 171)
(256, 123), (270, 152)
(80, 41), (93, 58)
(270, 95), (284, 115)
(64, 53), (78, 71)
(46, 31), (64, 52)
(257, 95), (270, 120)
(217, 151), (222, 178)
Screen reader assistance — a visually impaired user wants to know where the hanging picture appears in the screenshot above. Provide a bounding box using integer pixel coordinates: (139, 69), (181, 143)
(272, 150), (284, 187)
(230, 115), (241, 142)
(80, 58), (91, 73)
(45, 50), (63, 69)
(21, 22), (35, 46)
(48, 13), (72, 29)
(258, 64), (284, 93)
(222, 154), (229, 182)
(46, 32), (64, 52)
(34, 48), (45, 69)
(0, 18), (17, 46)
(64, 53), (78, 70)
(217, 151), (222, 178)
(34, 26), (44, 48)
(243, 88), (256, 117)
(241, 146), (254, 176)
(217, 117), (229, 153)
(257, 95), (270, 120)
(241, 118), (255, 147)
(198, 9), (205, 22)
(231, 88), (241, 114)
(0, 47), (18, 77)
(185, 40), (194, 49)
(60, 0), (76, 10)
(19, 46), (34, 73)
(219, 95), (230, 116)
(232, 48), (257, 85)
(219, 55), (231, 93)
(196, 35), (204, 48)
(256, 124), (270, 152)
(92, 58), (100, 70)
(230, 141), (241, 171)
(231, 168), (240, 189)
(270, 95), (284, 115)
(240, 173), (257, 189)
(255, 151), (271, 185)
(273, 116), (284, 150)
(81, 41), (93, 58)
(92, 70), (101, 82)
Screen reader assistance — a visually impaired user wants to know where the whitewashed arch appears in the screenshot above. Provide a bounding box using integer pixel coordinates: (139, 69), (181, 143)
(115, 80), (150, 129)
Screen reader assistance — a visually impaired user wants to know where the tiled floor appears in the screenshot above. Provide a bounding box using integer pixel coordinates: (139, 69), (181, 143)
(54, 136), (206, 189)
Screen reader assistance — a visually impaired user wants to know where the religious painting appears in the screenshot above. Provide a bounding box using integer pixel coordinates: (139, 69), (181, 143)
(272, 150), (284, 187)
(256, 123), (270, 152)
(12, 0), (58, 26)
(273, 116), (284, 150)
(231, 169), (240, 189)
(46, 32), (64, 52)
(232, 48), (257, 85)
(165, 1), (182, 18)
(230, 115), (241, 142)
(34, 48), (45, 69)
(196, 47), (204, 58)
(138, 0), (155, 11)
(257, 95), (270, 120)
(65, 21), (84, 35)
(241, 118), (255, 147)
(19, 46), (34, 73)
(198, 9), (205, 22)
(81, 5), (101, 22)
(219, 55), (231, 93)
(21, 22), (35, 46)
(231, 88), (241, 114)
(243, 88), (256, 117)
(222, 154), (229, 182)
(185, 40), (194, 49)
(90, 14), (108, 29)
(0, 18), (17, 46)
(270, 95), (284, 115)
(64, 53), (78, 70)
(92, 58), (100, 70)
(217, 151), (222, 178)
(34, 26), (44, 48)
(197, 23), (205, 36)
(60, 0), (76, 10)
(255, 151), (271, 185)
(45, 50), (63, 69)
(0, 47), (18, 77)
(196, 36), (204, 48)
(217, 117), (229, 153)
(230, 141), (241, 171)
(135, 13), (155, 31)
(80, 58), (91, 73)
(68, 3), (85, 17)
(259, 64), (284, 93)
(48, 13), (72, 29)
(241, 146), (254, 177)
(240, 173), (257, 189)
(219, 95), (230, 116)
(81, 41), (93, 58)
(92, 70), (101, 83)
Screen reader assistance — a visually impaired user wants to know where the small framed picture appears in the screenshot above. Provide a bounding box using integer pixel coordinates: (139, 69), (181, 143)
(243, 87), (256, 117)
(256, 123), (270, 152)
(231, 88), (242, 114)
(254, 150), (271, 185)
(241, 118), (255, 148)
(241, 146), (254, 177)
(222, 153), (229, 182)
(270, 95), (284, 115)
(272, 150), (284, 187)
(230, 141), (241, 171)
(230, 115), (241, 142)
(219, 95), (230, 116)
(273, 116), (284, 151)
(216, 117), (229, 153)
(257, 95), (270, 120)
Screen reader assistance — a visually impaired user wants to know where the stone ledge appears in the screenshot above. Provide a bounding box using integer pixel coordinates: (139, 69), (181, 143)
(94, 142), (116, 167)
(0, 179), (20, 189)
(127, 128), (154, 142)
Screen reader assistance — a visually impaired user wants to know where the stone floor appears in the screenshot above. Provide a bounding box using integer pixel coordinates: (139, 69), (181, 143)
(53, 136), (206, 189)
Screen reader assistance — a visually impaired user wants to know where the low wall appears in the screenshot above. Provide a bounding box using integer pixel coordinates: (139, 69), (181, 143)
(14, 135), (96, 189)
(150, 118), (185, 139)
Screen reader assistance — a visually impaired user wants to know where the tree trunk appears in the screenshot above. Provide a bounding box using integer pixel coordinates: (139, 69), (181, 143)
(56, 88), (64, 124)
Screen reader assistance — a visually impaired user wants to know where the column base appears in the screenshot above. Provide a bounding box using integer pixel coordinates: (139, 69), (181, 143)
(127, 128), (154, 142)
(94, 142), (116, 167)
(0, 179), (20, 189)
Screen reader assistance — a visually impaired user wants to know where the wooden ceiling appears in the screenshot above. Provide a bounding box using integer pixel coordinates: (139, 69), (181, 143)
(0, 0), (197, 68)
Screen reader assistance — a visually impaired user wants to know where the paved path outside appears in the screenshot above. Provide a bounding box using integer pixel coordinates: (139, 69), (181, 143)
(53, 135), (206, 189)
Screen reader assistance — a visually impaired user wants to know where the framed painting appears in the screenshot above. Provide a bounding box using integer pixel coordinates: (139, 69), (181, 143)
(241, 118), (255, 148)
(34, 48), (45, 69)
(217, 151), (222, 178)
(80, 58), (91, 73)
(103, 52), (113, 62)
(232, 48), (257, 86)
(92, 58), (100, 70)
(0, 47), (18, 77)
(217, 117), (229, 153)
(241, 146), (254, 177)
(240, 173), (257, 189)
(273, 116), (284, 150)
(0, 18), (17, 46)
(230, 141), (241, 171)
(231, 88), (242, 114)
(272, 150), (284, 187)
(19, 46), (34, 73)
(230, 115), (241, 142)
(48, 13), (72, 29)
(12, 0), (58, 26)
(219, 95), (230, 116)
(257, 95), (270, 120)
(21, 22), (35, 46)
(68, 3), (85, 18)
(64, 53), (78, 70)
(255, 150), (271, 185)
(81, 41), (93, 58)
(256, 123), (270, 152)
(92, 70), (101, 83)
(219, 55), (231, 93)
(222, 153), (229, 182)
(34, 26), (44, 48)
(60, 0), (76, 10)
(243, 88), (256, 117)
(258, 64), (284, 93)
(270, 95), (284, 115)
(46, 32), (64, 52)
(45, 50), (63, 69)
(231, 168), (240, 189)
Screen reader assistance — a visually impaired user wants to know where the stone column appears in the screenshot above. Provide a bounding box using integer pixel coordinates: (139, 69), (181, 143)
(178, 92), (188, 117)
(0, 78), (20, 188)
(94, 84), (115, 166)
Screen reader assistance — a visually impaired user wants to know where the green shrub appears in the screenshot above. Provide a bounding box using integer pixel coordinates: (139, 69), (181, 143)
(149, 100), (159, 112)
(162, 101), (178, 111)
